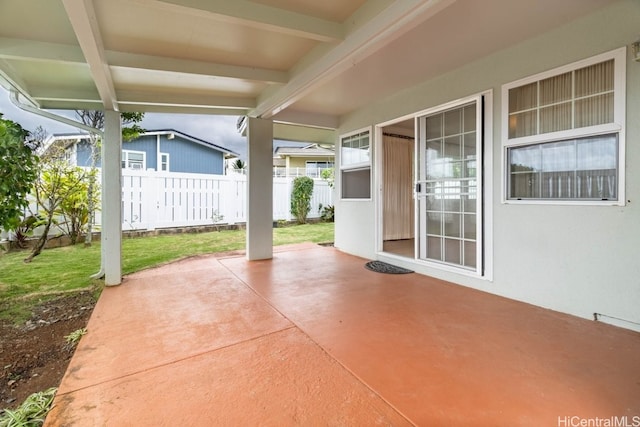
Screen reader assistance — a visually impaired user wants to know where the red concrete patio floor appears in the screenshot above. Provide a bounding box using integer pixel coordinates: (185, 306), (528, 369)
(45, 243), (640, 426)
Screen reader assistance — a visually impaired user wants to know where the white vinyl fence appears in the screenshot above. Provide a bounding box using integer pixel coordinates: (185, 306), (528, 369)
(100, 170), (332, 231)
(1, 170), (333, 241)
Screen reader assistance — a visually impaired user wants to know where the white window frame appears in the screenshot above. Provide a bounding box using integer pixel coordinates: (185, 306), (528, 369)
(160, 152), (170, 171)
(122, 150), (146, 170)
(340, 127), (371, 170)
(501, 47), (626, 206)
(340, 127), (372, 201)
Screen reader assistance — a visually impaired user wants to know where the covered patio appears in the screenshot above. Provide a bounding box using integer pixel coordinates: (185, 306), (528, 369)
(45, 243), (640, 426)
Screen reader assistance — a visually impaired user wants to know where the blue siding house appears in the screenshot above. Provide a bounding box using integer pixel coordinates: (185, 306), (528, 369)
(53, 129), (238, 174)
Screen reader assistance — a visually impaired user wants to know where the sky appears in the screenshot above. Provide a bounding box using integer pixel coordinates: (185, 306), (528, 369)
(0, 87), (251, 158)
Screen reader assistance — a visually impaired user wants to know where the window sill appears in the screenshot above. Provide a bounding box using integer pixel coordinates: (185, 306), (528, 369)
(502, 198), (625, 207)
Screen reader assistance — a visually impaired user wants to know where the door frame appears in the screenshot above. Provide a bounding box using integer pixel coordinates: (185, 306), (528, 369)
(375, 90), (493, 280)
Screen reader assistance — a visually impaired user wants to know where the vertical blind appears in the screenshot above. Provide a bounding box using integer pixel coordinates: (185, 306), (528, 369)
(509, 134), (618, 200)
(508, 59), (614, 138)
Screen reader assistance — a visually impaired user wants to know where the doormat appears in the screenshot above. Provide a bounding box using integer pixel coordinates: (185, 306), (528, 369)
(365, 261), (414, 274)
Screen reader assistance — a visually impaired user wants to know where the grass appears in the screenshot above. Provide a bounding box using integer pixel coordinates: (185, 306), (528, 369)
(0, 222), (334, 322)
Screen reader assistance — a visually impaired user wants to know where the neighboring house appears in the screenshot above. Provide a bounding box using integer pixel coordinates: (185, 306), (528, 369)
(46, 130), (238, 174)
(273, 143), (334, 177)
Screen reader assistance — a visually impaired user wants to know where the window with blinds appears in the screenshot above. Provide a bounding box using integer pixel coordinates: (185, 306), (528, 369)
(502, 48), (625, 204)
(508, 60), (614, 138)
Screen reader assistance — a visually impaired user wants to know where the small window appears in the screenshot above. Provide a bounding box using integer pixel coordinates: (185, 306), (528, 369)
(122, 150), (145, 170)
(160, 153), (170, 171)
(340, 128), (371, 199)
(341, 168), (371, 199)
(502, 48), (625, 204)
(341, 130), (370, 168)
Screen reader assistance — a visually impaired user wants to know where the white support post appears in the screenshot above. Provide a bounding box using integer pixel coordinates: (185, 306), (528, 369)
(102, 110), (122, 285)
(246, 117), (273, 260)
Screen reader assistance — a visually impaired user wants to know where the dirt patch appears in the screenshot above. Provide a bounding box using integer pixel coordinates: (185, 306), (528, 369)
(0, 291), (96, 411)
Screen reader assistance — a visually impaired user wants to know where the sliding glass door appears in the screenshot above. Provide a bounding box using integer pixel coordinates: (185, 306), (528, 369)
(417, 98), (483, 272)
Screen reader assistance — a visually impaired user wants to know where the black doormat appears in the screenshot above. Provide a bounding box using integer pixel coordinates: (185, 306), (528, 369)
(365, 261), (414, 274)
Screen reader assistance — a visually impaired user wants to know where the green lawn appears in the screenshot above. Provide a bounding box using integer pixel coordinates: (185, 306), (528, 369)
(0, 222), (334, 322)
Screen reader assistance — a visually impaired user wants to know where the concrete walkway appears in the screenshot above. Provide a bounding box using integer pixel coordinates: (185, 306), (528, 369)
(46, 243), (640, 426)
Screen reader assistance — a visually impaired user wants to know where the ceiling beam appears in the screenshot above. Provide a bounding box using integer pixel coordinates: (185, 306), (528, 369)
(62, 0), (119, 111)
(31, 87), (100, 103)
(0, 37), (288, 85)
(107, 51), (288, 84)
(272, 122), (336, 145)
(0, 37), (86, 64)
(118, 104), (250, 116)
(36, 99), (105, 111)
(117, 90), (255, 109)
(271, 109), (338, 130)
(137, 0), (343, 42)
(252, 0), (456, 119)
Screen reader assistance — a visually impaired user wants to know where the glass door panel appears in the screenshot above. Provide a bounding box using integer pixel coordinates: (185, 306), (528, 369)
(417, 99), (482, 272)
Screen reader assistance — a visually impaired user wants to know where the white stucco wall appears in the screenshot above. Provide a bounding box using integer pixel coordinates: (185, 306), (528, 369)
(335, 1), (640, 331)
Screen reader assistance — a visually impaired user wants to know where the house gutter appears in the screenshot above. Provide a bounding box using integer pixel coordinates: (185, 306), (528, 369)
(9, 89), (104, 137)
(9, 88), (106, 279)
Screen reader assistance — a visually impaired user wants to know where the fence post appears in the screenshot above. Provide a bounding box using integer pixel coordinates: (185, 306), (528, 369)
(144, 171), (158, 231)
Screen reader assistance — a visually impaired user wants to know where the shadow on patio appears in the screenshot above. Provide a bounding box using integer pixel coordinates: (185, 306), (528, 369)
(45, 243), (640, 426)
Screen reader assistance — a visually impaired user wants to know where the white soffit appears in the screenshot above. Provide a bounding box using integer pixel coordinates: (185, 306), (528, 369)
(0, 0), (620, 130)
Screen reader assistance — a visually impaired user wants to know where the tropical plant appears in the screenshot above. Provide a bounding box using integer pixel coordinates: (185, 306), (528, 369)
(319, 167), (335, 222)
(0, 387), (57, 427)
(13, 215), (46, 249)
(320, 204), (334, 222)
(290, 176), (314, 224)
(231, 159), (246, 171)
(0, 114), (39, 232)
(55, 168), (99, 245)
(64, 328), (87, 349)
(25, 148), (90, 262)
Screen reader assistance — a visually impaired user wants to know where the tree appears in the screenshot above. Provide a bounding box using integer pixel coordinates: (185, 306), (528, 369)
(320, 167), (334, 189)
(75, 111), (145, 246)
(25, 147), (89, 262)
(319, 168), (335, 222)
(290, 176), (314, 224)
(0, 114), (39, 231)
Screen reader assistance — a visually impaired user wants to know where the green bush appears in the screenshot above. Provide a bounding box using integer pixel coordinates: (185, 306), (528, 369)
(290, 176), (314, 224)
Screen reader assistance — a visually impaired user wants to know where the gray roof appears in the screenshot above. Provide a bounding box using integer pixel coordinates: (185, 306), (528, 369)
(274, 144), (334, 157)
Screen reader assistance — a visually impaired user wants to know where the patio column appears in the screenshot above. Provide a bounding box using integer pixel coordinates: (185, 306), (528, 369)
(102, 110), (122, 285)
(246, 117), (273, 260)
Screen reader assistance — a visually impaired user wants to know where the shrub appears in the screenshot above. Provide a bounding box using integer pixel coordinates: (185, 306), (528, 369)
(290, 176), (314, 224)
(321, 204), (334, 222)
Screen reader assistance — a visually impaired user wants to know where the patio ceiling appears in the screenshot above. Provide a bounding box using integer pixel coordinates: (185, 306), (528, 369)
(0, 0), (616, 141)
